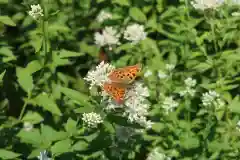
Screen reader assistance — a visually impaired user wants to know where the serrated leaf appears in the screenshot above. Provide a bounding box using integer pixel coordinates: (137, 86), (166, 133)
(41, 125), (68, 143)
(34, 93), (62, 116)
(64, 118), (78, 136)
(22, 111), (44, 124)
(25, 60), (42, 74)
(152, 123), (165, 132)
(0, 16), (16, 26)
(193, 62), (212, 72)
(51, 139), (72, 156)
(129, 7), (147, 22)
(72, 140), (89, 151)
(17, 129), (42, 146)
(181, 136), (199, 149)
(16, 67), (33, 93)
(228, 96), (240, 114)
(0, 149), (21, 159)
(59, 87), (94, 108)
(0, 70), (6, 82)
(28, 148), (43, 159)
(59, 49), (85, 58)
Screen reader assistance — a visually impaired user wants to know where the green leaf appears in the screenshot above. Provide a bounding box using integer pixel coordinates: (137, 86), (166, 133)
(0, 16), (16, 26)
(228, 96), (240, 114)
(59, 49), (85, 58)
(34, 93), (62, 116)
(72, 140), (89, 151)
(0, 70), (6, 82)
(59, 87), (94, 108)
(41, 125), (68, 144)
(193, 62), (212, 72)
(129, 7), (147, 22)
(112, 0), (130, 6)
(16, 67), (33, 93)
(51, 139), (72, 156)
(25, 60), (42, 74)
(151, 123), (165, 132)
(28, 148), (44, 159)
(22, 111), (43, 124)
(181, 136), (200, 149)
(17, 129), (42, 146)
(64, 118), (78, 136)
(0, 149), (21, 159)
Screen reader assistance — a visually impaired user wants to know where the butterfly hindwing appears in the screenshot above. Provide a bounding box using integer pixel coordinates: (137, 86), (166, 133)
(108, 64), (142, 84)
(103, 82), (127, 104)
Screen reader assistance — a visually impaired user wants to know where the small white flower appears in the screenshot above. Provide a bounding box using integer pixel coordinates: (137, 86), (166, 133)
(147, 148), (171, 160)
(23, 122), (33, 131)
(184, 77), (197, 87)
(96, 10), (112, 22)
(165, 64), (175, 71)
(94, 27), (121, 49)
(38, 150), (51, 160)
(124, 24), (147, 44)
(180, 77), (197, 97)
(191, 0), (224, 10)
(84, 61), (115, 89)
(104, 82), (152, 128)
(162, 96), (179, 114)
(158, 70), (168, 79)
(179, 87), (196, 97)
(236, 121), (240, 131)
(231, 0), (240, 4)
(144, 70), (153, 77)
(82, 112), (103, 128)
(232, 12), (240, 16)
(28, 4), (44, 20)
(85, 63), (152, 128)
(201, 90), (225, 109)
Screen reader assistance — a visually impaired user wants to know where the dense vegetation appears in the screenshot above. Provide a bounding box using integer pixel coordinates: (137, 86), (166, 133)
(0, 0), (240, 159)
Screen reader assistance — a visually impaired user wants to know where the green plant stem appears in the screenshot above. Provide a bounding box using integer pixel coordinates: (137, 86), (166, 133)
(210, 20), (218, 53)
(184, 0), (190, 18)
(41, 0), (49, 66)
(18, 91), (31, 120)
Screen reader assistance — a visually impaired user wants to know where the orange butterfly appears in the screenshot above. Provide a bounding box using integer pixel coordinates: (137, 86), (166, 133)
(103, 64), (142, 104)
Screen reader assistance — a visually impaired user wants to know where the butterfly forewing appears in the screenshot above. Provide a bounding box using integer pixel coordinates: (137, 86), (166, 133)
(108, 64), (142, 84)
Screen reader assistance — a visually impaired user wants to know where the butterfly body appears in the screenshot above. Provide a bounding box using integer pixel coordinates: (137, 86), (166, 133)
(103, 64), (141, 104)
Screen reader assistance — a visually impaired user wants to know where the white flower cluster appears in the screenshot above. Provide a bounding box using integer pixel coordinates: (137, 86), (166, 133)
(104, 82), (152, 128)
(162, 96), (179, 114)
(179, 77), (197, 97)
(84, 61), (115, 89)
(201, 90), (225, 109)
(94, 24), (146, 49)
(82, 112), (103, 128)
(94, 27), (121, 50)
(147, 148), (171, 160)
(191, 0), (224, 10)
(84, 62), (152, 128)
(144, 70), (153, 78)
(165, 64), (175, 71)
(28, 4), (44, 20)
(38, 150), (51, 160)
(124, 24), (147, 44)
(96, 10), (112, 23)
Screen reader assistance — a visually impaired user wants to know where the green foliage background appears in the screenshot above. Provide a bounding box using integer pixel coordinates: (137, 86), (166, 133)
(0, 0), (240, 159)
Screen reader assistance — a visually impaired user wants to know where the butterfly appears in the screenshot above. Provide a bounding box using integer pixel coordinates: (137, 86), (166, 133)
(103, 64), (142, 104)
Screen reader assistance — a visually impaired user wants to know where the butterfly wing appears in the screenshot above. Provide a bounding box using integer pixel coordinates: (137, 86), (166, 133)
(108, 64), (142, 84)
(103, 82), (127, 104)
